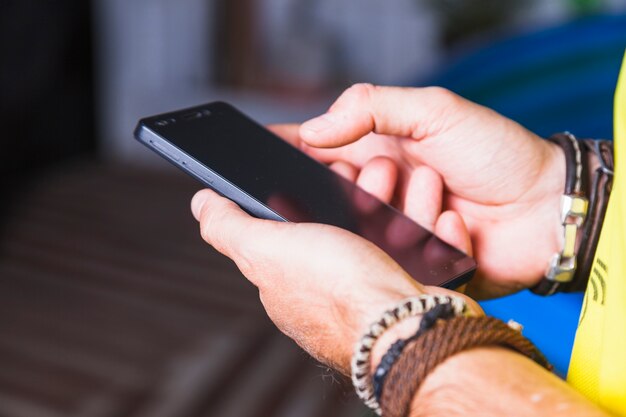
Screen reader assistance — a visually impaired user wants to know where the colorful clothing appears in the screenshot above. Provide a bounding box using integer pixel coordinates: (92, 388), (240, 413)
(568, 52), (626, 415)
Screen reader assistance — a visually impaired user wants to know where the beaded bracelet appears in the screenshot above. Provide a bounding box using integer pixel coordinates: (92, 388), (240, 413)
(372, 302), (458, 402)
(350, 294), (468, 414)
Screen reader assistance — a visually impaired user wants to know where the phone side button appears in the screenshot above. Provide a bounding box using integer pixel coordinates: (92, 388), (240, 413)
(185, 163), (214, 185)
(151, 140), (181, 161)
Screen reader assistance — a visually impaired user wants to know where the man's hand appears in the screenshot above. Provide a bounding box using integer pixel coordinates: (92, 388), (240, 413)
(272, 84), (565, 298)
(191, 189), (482, 374)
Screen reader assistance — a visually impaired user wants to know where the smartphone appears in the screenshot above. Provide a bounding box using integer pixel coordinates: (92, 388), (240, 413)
(134, 102), (476, 288)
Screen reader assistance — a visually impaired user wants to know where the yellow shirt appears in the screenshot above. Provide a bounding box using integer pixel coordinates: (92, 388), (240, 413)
(568, 52), (626, 415)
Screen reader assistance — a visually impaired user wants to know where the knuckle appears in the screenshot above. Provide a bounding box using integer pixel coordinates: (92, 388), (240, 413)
(344, 82), (377, 102)
(367, 154), (395, 167)
(199, 210), (218, 245)
(210, 225), (232, 255)
(416, 87), (463, 136)
(234, 256), (255, 278)
(199, 206), (231, 253)
(198, 201), (256, 267)
(423, 86), (459, 107)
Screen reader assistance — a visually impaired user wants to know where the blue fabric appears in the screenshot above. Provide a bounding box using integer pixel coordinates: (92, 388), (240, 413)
(480, 291), (584, 377)
(427, 14), (626, 140)
(417, 13), (626, 376)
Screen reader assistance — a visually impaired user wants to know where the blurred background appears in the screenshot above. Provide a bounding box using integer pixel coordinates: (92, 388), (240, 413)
(1, 1), (625, 416)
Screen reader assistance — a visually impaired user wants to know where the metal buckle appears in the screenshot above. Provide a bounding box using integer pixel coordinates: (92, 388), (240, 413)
(545, 195), (588, 284)
(545, 252), (576, 283)
(561, 195), (588, 225)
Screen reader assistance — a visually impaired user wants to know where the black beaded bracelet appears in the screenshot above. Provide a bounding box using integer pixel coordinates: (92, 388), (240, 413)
(351, 295), (468, 414)
(372, 303), (457, 401)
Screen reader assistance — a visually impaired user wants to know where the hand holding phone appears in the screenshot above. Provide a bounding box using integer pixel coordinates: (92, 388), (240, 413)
(189, 185), (483, 375)
(134, 102), (476, 288)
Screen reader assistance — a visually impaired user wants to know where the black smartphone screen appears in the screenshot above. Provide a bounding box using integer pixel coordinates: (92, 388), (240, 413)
(135, 102), (476, 288)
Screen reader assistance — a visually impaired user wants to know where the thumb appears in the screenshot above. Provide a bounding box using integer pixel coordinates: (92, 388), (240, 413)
(191, 189), (284, 286)
(191, 189), (258, 259)
(299, 84), (463, 148)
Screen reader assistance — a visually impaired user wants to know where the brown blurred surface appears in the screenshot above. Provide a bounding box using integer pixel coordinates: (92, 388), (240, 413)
(0, 162), (368, 417)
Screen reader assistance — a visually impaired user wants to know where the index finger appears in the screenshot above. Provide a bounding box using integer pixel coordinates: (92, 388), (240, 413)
(267, 123), (350, 164)
(299, 84), (464, 148)
(267, 124), (302, 147)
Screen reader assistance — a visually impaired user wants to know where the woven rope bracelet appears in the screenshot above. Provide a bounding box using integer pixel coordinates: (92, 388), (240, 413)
(350, 294), (468, 414)
(379, 316), (551, 417)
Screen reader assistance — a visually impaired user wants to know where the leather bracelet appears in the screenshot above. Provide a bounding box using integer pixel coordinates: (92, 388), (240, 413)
(532, 132), (588, 295)
(561, 139), (614, 292)
(379, 316), (551, 417)
(532, 134), (614, 295)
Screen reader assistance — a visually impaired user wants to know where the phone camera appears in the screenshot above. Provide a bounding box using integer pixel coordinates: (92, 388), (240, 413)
(155, 118), (177, 126)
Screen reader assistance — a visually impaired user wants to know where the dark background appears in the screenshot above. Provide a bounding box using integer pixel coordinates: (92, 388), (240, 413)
(0, 1), (95, 176)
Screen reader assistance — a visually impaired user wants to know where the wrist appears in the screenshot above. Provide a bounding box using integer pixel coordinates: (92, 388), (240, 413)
(407, 346), (509, 417)
(369, 291), (483, 369)
(370, 315), (422, 370)
(351, 294), (470, 413)
(538, 140), (568, 279)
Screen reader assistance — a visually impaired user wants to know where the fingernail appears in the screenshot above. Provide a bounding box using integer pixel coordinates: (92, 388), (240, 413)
(191, 191), (208, 220)
(302, 112), (339, 134)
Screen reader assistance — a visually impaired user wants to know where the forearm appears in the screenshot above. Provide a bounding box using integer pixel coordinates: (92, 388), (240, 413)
(368, 314), (611, 417)
(409, 347), (611, 417)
